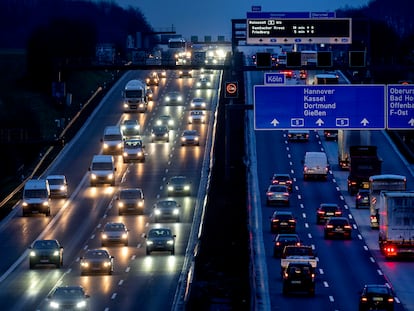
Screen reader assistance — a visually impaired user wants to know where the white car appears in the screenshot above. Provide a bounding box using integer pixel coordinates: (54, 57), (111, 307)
(46, 175), (68, 198)
(190, 97), (207, 110)
(120, 119), (140, 138)
(188, 110), (206, 124)
(122, 138), (145, 163)
(181, 130), (200, 146)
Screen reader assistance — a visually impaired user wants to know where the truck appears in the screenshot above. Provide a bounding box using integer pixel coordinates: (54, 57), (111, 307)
(280, 245), (317, 275)
(122, 80), (149, 113)
(337, 130), (371, 170)
(347, 145), (382, 195)
(378, 191), (414, 259)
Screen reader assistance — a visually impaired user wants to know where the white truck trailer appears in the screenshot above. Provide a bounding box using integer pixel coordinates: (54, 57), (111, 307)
(378, 191), (414, 259)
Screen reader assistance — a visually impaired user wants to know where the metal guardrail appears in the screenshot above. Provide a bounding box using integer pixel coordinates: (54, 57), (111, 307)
(0, 86), (103, 212)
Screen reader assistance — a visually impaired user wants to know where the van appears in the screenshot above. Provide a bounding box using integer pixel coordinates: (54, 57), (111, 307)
(102, 126), (123, 155)
(303, 152), (329, 180)
(22, 179), (51, 216)
(89, 155), (116, 186)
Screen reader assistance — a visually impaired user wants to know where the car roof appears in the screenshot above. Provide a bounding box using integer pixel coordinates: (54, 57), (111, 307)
(320, 203), (339, 208)
(272, 211), (293, 216)
(268, 185), (288, 191)
(327, 216), (349, 223)
(183, 130), (198, 135)
(46, 175), (66, 180)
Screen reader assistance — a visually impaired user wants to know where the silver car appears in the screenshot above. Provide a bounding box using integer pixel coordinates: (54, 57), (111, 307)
(153, 199), (181, 222)
(180, 129), (200, 146)
(188, 110), (206, 124)
(46, 175), (68, 198)
(47, 286), (89, 310)
(190, 97), (207, 110)
(122, 138), (145, 163)
(101, 222), (129, 246)
(80, 249), (114, 275)
(120, 119), (140, 138)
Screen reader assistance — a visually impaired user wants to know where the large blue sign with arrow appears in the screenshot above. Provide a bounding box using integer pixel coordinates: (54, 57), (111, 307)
(254, 85), (386, 130)
(387, 84), (414, 129)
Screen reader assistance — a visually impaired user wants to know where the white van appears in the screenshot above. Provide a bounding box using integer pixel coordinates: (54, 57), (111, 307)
(22, 179), (51, 216)
(303, 152), (329, 180)
(102, 126), (123, 155)
(89, 155), (116, 186)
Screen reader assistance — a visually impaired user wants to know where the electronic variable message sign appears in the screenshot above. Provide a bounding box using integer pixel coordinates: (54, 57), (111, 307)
(246, 15), (351, 44)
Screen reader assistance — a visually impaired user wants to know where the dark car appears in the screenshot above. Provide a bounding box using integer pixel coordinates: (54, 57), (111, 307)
(359, 284), (395, 311)
(153, 199), (181, 222)
(181, 129), (200, 146)
(122, 138), (145, 163)
(151, 125), (169, 142)
(324, 130), (338, 141)
(324, 217), (352, 239)
(282, 262), (315, 296)
(356, 189), (370, 208)
(270, 211), (296, 234)
(271, 173), (293, 192)
(116, 188), (145, 215)
(316, 203), (342, 224)
(80, 249), (114, 275)
(167, 176), (191, 196)
(266, 185), (290, 206)
(145, 228), (176, 255)
(47, 286), (90, 311)
(29, 239), (63, 269)
(273, 233), (301, 258)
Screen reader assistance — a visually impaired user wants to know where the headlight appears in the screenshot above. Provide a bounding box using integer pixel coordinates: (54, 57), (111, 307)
(102, 234), (108, 239)
(103, 143), (109, 149)
(76, 300), (87, 308)
(81, 262), (89, 267)
(22, 202), (28, 207)
(30, 251), (36, 257)
(167, 240), (174, 245)
(107, 174), (114, 180)
(121, 126), (126, 131)
(50, 301), (59, 309)
(146, 240), (153, 245)
(166, 97), (170, 102)
(138, 201), (144, 207)
(103, 262), (111, 267)
(156, 120), (162, 125)
(91, 174), (97, 180)
(194, 137), (199, 141)
(117, 143), (122, 148)
(123, 152), (128, 157)
(173, 208), (179, 215)
(53, 250), (60, 257)
(59, 185), (66, 191)
(42, 201), (49, 206)
(137, 152), (143, 157)
(122, 233), (128, 239)
(177, 96), (182, 101)
(118, 202), (124, 207)
(168, 186), (174, 191)
(184, 185), (190, 191)
(164, 133), (168, 138)
(181, 137), (186, 142)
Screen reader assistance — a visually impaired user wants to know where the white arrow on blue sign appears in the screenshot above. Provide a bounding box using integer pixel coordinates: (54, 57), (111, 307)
(254, 84), (386, 130)
(264, 73), (285, 85)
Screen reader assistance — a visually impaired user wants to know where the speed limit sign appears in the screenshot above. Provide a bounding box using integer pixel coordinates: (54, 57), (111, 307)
(225, 81), (238, 98)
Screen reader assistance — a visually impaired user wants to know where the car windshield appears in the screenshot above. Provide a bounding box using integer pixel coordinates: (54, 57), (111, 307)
(124, 140), (142, 148)
(275, 214), (293, 220)
(278, 236), (298, 242)
(24, 189), (48, 198)
(321, 205), (338, 211)
(269, 186), (287, 192)
(148, 229), (171, 238)
(157, 200), (178, 208)
(47, 178), (64, 185)
(329, 218), (348, 225)
(104, 134), (122, 141)
(33, 240), (58, 249)
(366, 286), (390, 294)
(91, 162), (112, 170)
(183, 130), (197, 136)
(171, 177), (186, 184)
(53, 288), (84, 299)
(119, 190), (141, 199)
(84, 250), (109, 259)
(104, 223), (125, 231)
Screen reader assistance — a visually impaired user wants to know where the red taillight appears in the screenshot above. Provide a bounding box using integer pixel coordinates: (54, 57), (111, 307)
(335, 211), (342, 216)
(344, 225), (352, 229)
(326, 224), (334, 229)
(317, 210), (324, 215)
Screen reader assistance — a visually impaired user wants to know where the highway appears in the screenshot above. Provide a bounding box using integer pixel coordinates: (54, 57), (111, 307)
(247, 69), (413, 310)
(0, 69), (220, 310)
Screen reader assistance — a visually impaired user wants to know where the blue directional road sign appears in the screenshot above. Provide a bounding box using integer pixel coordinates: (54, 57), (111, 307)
(387, 84), (414, 129)
(264, 73), (285, 85)
(254, 85), (386, 130)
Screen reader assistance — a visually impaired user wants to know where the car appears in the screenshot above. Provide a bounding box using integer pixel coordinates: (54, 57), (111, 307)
(116, 188), (144, 215)
(178, 69), (192, 78)
(156, 115), (175, 128)
(270, 211), (296, 233)
(324, 216), (352, 239)
(153, 199), (181, 222)
(101, 222), (129, 246)
(151, 125), (169, 142)
(122, 138), (145, 163)
(47, 286), (90, 311)
(164, 91), (183, 105)
(167, 175), (191, 196)
(324, 129), (338, 141)
(316, 203), (342, 224)
(145, 227), (176, 255)
(287, 130), (310, 141)
(282, 262), (315, 296)
(188, 110), (206, 124)
(266, 185), (290, 206)
(356, 189), (370, 208)
(80, 249), (114, 275)
(271, 173), (293, 192)
(273, 233), (301, 258)
(29, 239), (63, 269)
(181, 129), (200, 146)
(359, 284), (395, 311)
(196, 76), (212, 88)
(120, 119), (140, 138)
(145, 71), (159, 86)
(190, 97), (207, 110)
(299, 70), (307, 79)
(46, 175), (68, 198)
